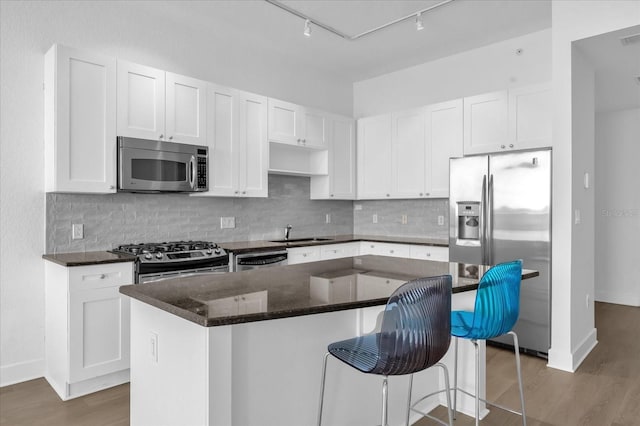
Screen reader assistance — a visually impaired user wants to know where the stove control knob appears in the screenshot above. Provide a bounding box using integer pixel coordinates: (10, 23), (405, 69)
(144, 253), (152, 260)
(206, 249), (213, 255)
(155, 253), (163, 259)
(214, 249), (221, 255)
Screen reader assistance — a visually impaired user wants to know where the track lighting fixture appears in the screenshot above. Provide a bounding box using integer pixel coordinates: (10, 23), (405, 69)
(266, 0), (454, 40)
(303, 19), (311, 37)
(416, 12), (424, 31)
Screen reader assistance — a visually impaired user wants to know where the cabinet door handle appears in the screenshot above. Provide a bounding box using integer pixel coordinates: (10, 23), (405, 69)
(509, 144), (514, 148)
(426, 253), (431, 257)
(159, 134), (164, 139)
(500, 144), (505, 149)
(242, 191), (246, 195)
(99, 274), (106, 279)
(386, 194), (390, 197)
(109, 185), (115, 190)
(425, 193), (430, 196)
(390, 250), (394, 254)
(241, 296), (246, 301)
(234, 190), (239, 194)
(420, 193), (423, 196)
(169, 135), (173, 140)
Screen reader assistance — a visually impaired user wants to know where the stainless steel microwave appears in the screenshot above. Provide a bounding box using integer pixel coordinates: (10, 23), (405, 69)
(118, 137), (208, 193)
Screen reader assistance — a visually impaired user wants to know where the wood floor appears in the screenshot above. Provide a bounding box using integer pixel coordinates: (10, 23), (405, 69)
(1, 302), (638, 426)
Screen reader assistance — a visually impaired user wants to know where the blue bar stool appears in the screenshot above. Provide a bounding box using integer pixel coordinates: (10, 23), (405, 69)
(451, 259), (527, 426)
(316, 275), (454, 426)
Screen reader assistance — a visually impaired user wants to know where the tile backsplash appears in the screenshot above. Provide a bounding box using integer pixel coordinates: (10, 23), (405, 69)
(353, 198), (449, 240)
(46, 175), (353, 253)
(46, 175), (450, 253)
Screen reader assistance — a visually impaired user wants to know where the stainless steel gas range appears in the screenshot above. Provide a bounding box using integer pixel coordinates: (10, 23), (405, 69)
(112, 241), (229, 283)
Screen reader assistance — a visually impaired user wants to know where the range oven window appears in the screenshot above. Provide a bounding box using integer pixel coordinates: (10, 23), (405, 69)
(131, 159), (186, 182)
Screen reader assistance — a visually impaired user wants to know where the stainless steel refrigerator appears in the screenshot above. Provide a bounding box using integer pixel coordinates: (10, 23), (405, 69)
(449, 149), (551, 357)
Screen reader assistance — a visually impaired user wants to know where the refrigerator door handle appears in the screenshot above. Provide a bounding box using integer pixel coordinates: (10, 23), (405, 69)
(487, 174), (494, 265)
(480, 175), (487, 264)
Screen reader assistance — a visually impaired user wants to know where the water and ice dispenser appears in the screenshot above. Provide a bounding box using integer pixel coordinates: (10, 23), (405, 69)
(456, 201), (480, 244)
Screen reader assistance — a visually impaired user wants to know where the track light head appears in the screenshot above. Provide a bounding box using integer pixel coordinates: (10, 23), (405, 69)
(303, 19), (312, 37)
(415, 12), (424, 31)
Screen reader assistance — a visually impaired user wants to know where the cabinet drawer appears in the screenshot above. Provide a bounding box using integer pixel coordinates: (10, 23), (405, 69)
(320, 242), (360, 260)
(409, 246), (449, 262)
(287, 246), (321, 265)
(69, 262), (134, 292)
(360, 242), (411, 258)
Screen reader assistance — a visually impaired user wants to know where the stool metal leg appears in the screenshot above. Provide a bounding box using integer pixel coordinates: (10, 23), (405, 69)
(437, 363), (454, 426)
(452, 337), (459, 419)
(405, 374), (414, 426)
(382, 376), (389, 426)
(473, 339), (480, 426)
(317, 352), (330, 426)
(509, 331), (527, 426)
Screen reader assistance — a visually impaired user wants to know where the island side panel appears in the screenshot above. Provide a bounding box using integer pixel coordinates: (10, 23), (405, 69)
(130, 299), (213, 426)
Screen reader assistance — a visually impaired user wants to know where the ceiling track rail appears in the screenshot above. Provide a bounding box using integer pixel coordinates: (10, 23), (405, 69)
(264, 0), (455, 41)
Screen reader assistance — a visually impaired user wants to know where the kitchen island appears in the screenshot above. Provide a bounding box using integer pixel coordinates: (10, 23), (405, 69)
(120, 256), (538, 426)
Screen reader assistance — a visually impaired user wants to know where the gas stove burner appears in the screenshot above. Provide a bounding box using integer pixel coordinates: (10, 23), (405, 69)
(113, 240), (225, 263)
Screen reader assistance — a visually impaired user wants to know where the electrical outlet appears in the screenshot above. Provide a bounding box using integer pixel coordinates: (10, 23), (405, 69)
(372, 214), (378, 224)
(401, 214), (408, 225)
(72, 223), (84, 240)
(574, 209), (581, 225)
(220, 217), (236, 229)
(325, 213), (331, 224)
(437, 215), (445, 226)
(354, 204), (363, 211)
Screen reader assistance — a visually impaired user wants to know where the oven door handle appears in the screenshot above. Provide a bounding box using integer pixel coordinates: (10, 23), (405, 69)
(141, 269), (228, 284)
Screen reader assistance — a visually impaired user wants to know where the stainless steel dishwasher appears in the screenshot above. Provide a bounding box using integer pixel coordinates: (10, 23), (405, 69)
(233, 250), (288, 272)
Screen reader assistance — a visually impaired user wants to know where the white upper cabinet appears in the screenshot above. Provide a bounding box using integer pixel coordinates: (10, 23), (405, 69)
(357, 101), (463, 200)
(200, 84), (268, 198)
(165, 72), (207, 145)
(426, 99), (463, 198)
(508, 83), (552, 150)
(44, 44), (117, 193)
(391, 108), (427, 199)
(463, 90), (509, 155)
(310, 114), (356, 200)
(117, 61), (206, 145)
(357, 114), (393, 199)
(268, 98), (328, 149)
(463, 84), (551, 155)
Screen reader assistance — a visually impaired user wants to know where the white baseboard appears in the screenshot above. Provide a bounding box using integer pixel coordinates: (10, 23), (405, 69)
(572, 328), (598, 371)
(0, 358), (45, 387)
(547, 328), (598, 373)
(595, 290), (640, 307)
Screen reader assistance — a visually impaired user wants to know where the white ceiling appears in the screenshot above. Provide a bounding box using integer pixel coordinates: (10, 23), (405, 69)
(153, 0), (552, 83)
(575, 25), (640, 113)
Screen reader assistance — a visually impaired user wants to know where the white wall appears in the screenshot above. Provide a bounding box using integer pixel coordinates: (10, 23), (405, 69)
(594, 108), (640, 306)
(548, 0), (640, 372)
(353, 29), (551, 117)
(0, 0), (352, 386)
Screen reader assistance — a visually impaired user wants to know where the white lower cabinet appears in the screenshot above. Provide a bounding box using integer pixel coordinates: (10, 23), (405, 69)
(287, 246), (321, 265)
(45, 261), (133, 400)
(359, 242), (411, 258)
(408, 245), (449, 262)
(320, 242), (360, 260)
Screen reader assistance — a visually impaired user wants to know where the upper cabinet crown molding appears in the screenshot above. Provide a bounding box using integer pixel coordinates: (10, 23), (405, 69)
(116, 60), (206, 145)
(44, 44), (117, 193)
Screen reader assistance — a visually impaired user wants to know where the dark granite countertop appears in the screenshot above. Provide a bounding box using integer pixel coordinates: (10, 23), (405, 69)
(120, 255), (538, 328)
(43, 251), (136, 266)
(219, 234), (448, 254)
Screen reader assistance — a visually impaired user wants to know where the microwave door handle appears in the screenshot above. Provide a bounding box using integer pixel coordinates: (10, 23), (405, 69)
(189, 155), (196, 189)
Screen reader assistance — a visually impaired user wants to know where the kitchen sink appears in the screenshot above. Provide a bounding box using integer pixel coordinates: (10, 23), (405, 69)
(269, 237), (334, 243)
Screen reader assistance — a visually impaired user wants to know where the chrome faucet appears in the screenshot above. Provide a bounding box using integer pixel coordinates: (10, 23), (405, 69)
(284, 224), (292, 241)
